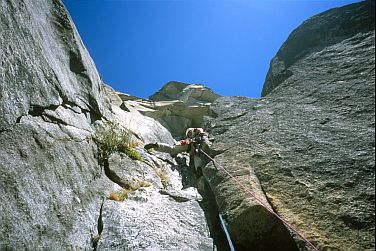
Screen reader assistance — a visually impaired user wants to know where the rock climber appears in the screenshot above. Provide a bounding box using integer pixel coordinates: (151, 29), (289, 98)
(144, 127), (211, 175)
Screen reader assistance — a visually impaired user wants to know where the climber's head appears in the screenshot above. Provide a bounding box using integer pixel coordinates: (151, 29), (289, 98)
(185, 128), (194, 138)
(185, 128), (204, 138)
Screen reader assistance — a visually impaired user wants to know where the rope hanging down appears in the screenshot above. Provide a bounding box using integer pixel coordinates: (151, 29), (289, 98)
(199, 149), (319, 251)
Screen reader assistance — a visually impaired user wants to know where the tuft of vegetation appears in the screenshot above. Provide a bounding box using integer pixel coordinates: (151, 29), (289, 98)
(92, 234), (101, 248)
(94, 121), (142, 161)
(108, 179), (151, 202)
(142, 159), (171, 189)
(108, 188), (135, 202)
(120, 146), (142, 161)
(137, 180), (152, 188)
(156, 169), (170, 189)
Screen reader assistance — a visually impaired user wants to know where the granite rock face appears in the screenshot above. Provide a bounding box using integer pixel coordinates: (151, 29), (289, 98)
(0, 1), (215, 250)
(0, 0), (107, 132)
(262, 0), (375, 97)
(150, 81), (220, 103)
(94, 84), (218, 251)
(204, 2), (375, 250)
(96, 151), (214, 251)
(113, 81), (221, 138)
(0, 0), (113, 250)
(2, 0), (375, 250)
(0, 114), (114, 250)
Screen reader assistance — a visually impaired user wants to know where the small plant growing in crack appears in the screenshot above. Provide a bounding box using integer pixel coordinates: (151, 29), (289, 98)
(108, 187), (136, 202)
(92, 235), (101, 250)
(141, 159), (171, 189)
(94, 120), (142, 161)
(137, 179), (152, 188)
(156, 169), (170, 189)
(108, 179), (151, 202)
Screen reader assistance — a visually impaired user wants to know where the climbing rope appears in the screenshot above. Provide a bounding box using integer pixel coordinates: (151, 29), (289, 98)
(219, 214), (235, 251)
(199, 149), (319, 251)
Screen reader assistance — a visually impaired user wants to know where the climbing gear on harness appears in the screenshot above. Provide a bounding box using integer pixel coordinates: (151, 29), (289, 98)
(199, 149), (319, 251)
(187, 134), (204, 155)
(192, 135), (203, 150)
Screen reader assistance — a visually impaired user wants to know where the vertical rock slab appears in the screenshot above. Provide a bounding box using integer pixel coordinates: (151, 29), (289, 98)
(205, 2), (375, 250)
(0, 114), (113, 250)
(0, 0), (112, 249)
(262, 1), (375, 97)
(0, 0), (107, 131)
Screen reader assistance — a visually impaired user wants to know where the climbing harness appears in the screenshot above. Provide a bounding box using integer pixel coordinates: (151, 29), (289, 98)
(199, 149), (320, 251)
(192, 135), (204, 153)
(186, 134), (204, 155)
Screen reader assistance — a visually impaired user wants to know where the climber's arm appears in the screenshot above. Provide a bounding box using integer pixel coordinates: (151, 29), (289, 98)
(155, 142), (189, 155)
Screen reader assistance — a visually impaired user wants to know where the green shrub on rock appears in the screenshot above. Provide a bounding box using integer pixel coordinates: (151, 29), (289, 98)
(119, 144), (142, 161)
(94, 121), (142, 161)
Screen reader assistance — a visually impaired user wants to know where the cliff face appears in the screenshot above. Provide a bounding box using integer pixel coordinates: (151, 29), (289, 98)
(262, 1), (375, 97)
(0, 0), (106, 131)
(0, 1), (215, 250)
(0, 1), (111, 249)
(205, 1), (375, 250)
(1, 0), (375, 251)
(96, 86), (218, 251)
(110, 81), (220, 138)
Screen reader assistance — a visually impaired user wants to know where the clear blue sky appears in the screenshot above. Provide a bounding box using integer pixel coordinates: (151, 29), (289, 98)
(62, 0), (361, 99)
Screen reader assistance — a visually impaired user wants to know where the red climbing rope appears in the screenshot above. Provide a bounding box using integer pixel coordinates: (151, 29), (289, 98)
(199, 149), (319, 251)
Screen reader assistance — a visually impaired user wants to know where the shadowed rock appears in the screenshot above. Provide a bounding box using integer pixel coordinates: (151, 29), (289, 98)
(1, 0), (374, 250)
(205, 1), (375, 250)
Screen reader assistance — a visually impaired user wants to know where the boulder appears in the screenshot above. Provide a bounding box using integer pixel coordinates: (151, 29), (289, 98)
(150, 81), (221, 103)
(204, 2), (375, 250)
(97, 188), (213, 251)
(102, 84), (124, 107)
(149, 81), (188, 101)
(107, 105), (175, 145)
